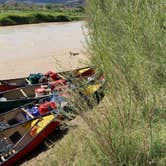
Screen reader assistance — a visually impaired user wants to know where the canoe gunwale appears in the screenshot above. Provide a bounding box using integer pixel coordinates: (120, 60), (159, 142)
(0, 83), (45, 95)
(0, 94), (51, 102)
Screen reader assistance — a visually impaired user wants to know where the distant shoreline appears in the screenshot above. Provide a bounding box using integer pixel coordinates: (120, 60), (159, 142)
(0, 12), (84, 26)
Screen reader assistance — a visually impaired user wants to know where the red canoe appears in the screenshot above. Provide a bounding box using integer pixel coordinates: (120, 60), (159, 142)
(0, 114), (61, 166)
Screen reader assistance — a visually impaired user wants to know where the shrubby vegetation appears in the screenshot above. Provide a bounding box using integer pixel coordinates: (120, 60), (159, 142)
(0, 3), (84, 25)
(83, 0), (165, 165)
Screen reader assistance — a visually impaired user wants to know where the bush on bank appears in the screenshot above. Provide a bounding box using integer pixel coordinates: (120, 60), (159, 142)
(0, 12), (83, 26)
(84, 0), (166, 165)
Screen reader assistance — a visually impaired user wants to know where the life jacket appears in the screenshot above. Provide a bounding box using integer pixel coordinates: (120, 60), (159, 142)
(35, 87), (46, 97)
(38, 102), (57, 115)
(45, 71), (59, 81)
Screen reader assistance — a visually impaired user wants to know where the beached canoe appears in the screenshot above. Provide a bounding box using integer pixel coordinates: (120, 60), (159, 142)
(0, 71), (90, 112)
(0, 70), (104, 113)
(0, 84), (53, 113)
(0, 90), (73, 132)
(0, 102), (59, 131)
(0, 67), (95, 92)
(0, 74), (105, 131)
(0, 113), (61, 166)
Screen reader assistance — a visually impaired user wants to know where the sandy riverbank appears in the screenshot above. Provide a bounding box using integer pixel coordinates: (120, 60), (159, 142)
(0, 21), (89, 79)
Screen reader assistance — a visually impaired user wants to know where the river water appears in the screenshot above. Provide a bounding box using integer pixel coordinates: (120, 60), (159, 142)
(0, 21), (88, 79)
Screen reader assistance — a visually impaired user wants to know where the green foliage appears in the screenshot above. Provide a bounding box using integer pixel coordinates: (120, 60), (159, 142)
(0, 16), (16, 25)
(7, 15), (30, 24)
(55, 14), (70, 22)
(30, 13), (55, 23)
(83, 0), (166, 165)
(0, 12), (83, 25)
(0, 3), (85, 26)
(41, 122), (105, 166)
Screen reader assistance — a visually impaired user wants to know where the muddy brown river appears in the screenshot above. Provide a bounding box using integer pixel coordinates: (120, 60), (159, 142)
(0, 21), (88, 79)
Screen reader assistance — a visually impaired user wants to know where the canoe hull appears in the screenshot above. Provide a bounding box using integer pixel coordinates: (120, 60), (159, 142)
(0, 85), (20, 92)
(2, 120), (59, 166)
(0, 99), (36, 113)
(0, 95), (50, 113)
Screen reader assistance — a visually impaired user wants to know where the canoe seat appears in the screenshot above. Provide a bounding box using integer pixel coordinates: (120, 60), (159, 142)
(25, 78), (32, 85)
(20, 89), (28, 97)
(22, 108), (34, 119)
